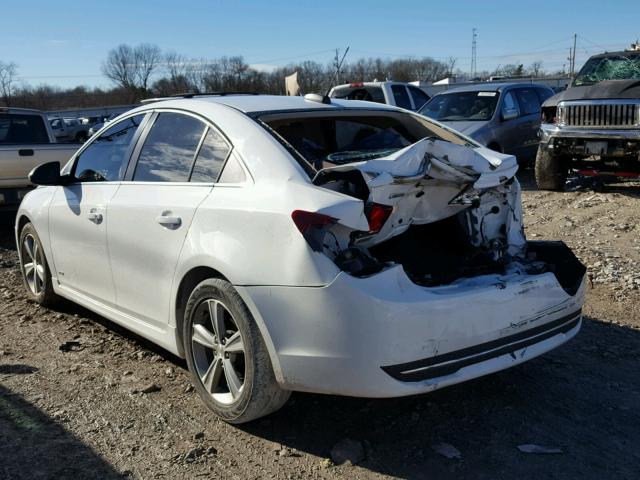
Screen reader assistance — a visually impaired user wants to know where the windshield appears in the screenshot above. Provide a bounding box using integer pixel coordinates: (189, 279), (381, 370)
(420, 91), (500, 121)
(574, 54), (640, 86)
(260, 111), (475, 172)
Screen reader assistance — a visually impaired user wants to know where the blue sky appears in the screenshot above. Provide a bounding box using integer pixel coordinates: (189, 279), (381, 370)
(1, 0), (638, 88)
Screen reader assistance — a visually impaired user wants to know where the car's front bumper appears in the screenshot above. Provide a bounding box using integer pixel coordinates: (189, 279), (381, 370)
(540, 123), (640, 143)
(237, 247), (585, 398)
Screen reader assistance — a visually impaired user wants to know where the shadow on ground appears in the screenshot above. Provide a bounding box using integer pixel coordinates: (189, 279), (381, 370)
(0, 384), (123, 480)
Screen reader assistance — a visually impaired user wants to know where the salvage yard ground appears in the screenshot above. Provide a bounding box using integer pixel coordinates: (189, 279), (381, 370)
(1, 168), (639, 480)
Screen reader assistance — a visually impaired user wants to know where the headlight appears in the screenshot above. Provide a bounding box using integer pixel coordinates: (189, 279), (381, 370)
(541, 106), (558, 124)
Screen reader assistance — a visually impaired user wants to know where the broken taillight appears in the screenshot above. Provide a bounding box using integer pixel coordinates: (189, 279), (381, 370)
(291, 210), (336, 234)
(291, 210), (338, 252)
(365, 203), (393, 233)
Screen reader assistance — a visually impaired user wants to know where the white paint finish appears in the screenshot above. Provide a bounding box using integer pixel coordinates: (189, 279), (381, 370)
(107, 183), (211, 327)
(48, 183), (119, 303)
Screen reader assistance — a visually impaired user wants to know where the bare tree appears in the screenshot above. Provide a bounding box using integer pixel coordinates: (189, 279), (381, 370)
(0, 61), (18, 106)
(529, 60), (544, 77)
(102, 44), (136, 90)
(446, 57), (457, 77)
(133, 43), (162, 92)
(102, 44), (161, 101)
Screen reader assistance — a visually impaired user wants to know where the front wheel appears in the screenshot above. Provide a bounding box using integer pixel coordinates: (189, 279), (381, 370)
(535, 147), (569, 191)
(19, 223), (60, 306)
(183, 278), (290, 424)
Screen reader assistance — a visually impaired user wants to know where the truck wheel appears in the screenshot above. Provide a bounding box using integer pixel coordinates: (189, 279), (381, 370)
(535, 148), (569, 191)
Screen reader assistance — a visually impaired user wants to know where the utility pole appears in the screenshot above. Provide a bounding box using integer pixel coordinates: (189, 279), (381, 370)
(470, 28), (477, 79)
(570, 33), (577, 77)
(333, 49), (341, 85)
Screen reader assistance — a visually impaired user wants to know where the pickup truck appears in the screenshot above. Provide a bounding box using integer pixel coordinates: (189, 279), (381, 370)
(536, 47), (640, 190)
(329, 81), (430, 111)
(1, 107), (80, 209)
(49, 117), (90, 143)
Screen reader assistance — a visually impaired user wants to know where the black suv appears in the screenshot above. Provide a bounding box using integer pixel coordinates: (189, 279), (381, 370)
(535, 48), (640, 190)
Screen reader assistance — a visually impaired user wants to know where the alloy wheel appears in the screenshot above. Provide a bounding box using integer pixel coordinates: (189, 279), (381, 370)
(191, 299), (246, 405)
(21, 234), (45, 295)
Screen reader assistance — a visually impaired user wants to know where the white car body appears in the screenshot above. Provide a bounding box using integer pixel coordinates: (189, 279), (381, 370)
(16, 95), (585, 405)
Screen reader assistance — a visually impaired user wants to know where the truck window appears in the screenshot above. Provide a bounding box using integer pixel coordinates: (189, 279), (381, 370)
(574, 53), (640, 85)
(0, 114), (49, 144)
(391, 85), (412, 110)
(332, 86), (385, 104)
(408, 86), (430, 110)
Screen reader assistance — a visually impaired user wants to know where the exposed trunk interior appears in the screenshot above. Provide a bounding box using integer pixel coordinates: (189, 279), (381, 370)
(368, 213), (503, 287)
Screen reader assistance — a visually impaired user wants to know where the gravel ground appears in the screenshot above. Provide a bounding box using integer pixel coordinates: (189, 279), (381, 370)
(1, 169), (639, 480)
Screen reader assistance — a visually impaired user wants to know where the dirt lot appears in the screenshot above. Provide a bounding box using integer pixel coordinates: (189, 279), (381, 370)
(1, 169), (639, 480)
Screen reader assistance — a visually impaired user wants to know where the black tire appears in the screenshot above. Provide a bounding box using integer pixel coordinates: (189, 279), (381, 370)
(76, 132), (88, 143)
(18, 223), (60, 306)
(183, 278), (290, 424)
(535, 147), (569, 191)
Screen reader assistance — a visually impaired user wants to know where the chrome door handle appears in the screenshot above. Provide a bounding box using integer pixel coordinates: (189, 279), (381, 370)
(88, 210), (103, 224)
(156, 213), (182, 228)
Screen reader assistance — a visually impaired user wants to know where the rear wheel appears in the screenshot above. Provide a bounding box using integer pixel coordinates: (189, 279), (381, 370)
(19, 223), (59, 306)
(183, 278), (290, 424)
(535, 148), (569, 191)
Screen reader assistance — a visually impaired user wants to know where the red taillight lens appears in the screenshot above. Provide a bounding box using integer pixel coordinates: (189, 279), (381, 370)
(291, 210), (336, 234)
(365, 203), (393, 233)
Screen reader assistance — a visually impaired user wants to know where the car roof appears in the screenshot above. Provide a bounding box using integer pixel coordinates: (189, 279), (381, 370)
(0, 107), (45, 115)
(331, 81), (407, 90)
(587, 50), (640, 59)
(434, 82), (551, 95)
(141, 94), (403, 115)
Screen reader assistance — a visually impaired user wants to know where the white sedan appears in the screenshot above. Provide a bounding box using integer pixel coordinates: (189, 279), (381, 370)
(16, 94), (586, 423)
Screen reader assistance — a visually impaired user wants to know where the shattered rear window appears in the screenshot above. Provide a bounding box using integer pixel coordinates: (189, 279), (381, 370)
(574, 54), (640, 85)
(260, 111), (474, 172)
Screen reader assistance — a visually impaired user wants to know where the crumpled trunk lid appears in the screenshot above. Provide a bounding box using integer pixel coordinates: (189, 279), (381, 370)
(313, 137), (525, 258)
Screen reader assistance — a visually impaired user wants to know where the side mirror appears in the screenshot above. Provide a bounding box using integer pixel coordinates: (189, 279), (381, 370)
(501, 110), (519, 121)
(28, 161), (70, 186)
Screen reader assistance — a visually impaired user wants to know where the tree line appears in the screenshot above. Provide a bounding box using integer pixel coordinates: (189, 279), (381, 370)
(0, 43), (556, 111)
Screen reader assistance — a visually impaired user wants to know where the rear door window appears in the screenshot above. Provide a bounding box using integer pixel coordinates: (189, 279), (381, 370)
(133, 112), (206, 182)
(408, 86), (430, 110)
(515, 88), (541, 115)
(391, 85), (412, 109)
(0, 114), (49, 144)
(535, 87), (554, 103)
(73, 114), (144, 182)
(190, 128), (232, 183)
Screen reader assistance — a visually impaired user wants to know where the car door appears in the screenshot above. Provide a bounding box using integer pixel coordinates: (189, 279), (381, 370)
(107, 111), (232, 328)
(48, 114), (147, 304)
(513, 87), (544, 161)
(494, 90), (527, 158)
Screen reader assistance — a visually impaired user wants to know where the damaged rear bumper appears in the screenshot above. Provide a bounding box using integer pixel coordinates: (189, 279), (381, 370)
(382, 308), (581, 382)
(237, 243), (585, 398)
